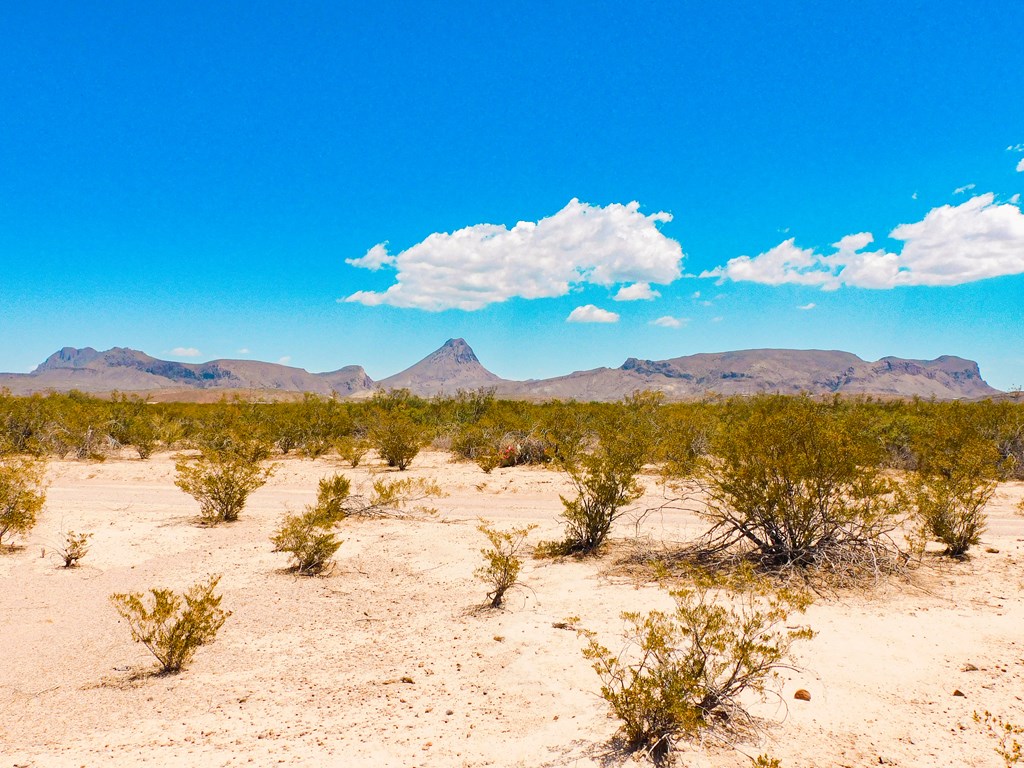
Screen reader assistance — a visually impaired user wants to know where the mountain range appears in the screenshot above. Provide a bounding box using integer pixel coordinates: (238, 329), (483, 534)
(0, 339), (1000, 401)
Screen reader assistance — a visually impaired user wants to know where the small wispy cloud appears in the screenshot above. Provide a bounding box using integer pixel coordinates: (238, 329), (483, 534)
(651, 316), (688, 328)
(613, 282), (661, 301)
(278, 356), (292, 365)
(1017, 157), (1024, 173)
(170, 347), (201, 358)
(953, 183), (976, 195)
(711, 316), (723, 323)
(911, 191), (918, 200)
(691, 290), (701, 299)
(566, 304), (620, 323)
(797, 302), (816, 311)
(237, 348), (251, 355)
(1008, 143), (1024, 152)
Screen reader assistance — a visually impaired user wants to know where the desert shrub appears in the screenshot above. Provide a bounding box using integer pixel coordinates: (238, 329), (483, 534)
(271, 473), (353, 575)
(174, 449), (276, 524)
(367, 390), (427, 470)
(0, 456), (47, 547)
(110, 574), (230, 674)
(272, 508), (342, 575)
(547, 392), (661, 555)
(691, 395), (904, 579)
(55, 530), (93, 567)
(911, 403), (1000, 558)
(351, 476), (442, 517)
(475, 520), (537, 608)
(336, 434), (370, 467)
(107, 393), (158, 459)
(581, 573), (812, 764)
(975, 711), (1024, 767)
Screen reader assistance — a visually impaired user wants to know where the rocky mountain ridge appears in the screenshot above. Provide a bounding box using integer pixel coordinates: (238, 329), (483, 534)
(0, 339), (1001, 401)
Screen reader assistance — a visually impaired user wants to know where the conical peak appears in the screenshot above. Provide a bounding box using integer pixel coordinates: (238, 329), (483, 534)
(437, 338), (479, 365)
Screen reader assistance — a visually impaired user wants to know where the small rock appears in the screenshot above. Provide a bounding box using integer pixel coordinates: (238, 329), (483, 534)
(794, 689), (811, 701)
(962, 663), (979, 672)
(985, 547), (1000, 554)
(953, 689), (965, 697)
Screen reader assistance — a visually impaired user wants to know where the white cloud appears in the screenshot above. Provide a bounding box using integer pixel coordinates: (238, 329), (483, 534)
(278, 356), (292, 365)
(237, 348), (251, 355)
(613, 282), (661, 301)
(691, 290), (701, 299)
(343, 199), (684, 311)
(703, 193), (1024, 290)
(346, 243), (395, 271)
(1012, 194), (1021, 204)
(651, 315), (688, 328)
(1009, 143), (1024, 152)
(566, 304), (619, 323)
(797, 303), (816, 310)
(911, 191), (918, 200)
(1017, 157), (1024, 172)
(170, 347), (201, 358)
(954, 183), (976, 195)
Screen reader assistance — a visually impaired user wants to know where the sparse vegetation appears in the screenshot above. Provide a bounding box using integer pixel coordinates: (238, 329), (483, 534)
(367, 390), (427, 470)
(55, 530), (93, 567)
(271, 473), (351, 575)
(174, 448), (275, 524)
(546, 392), (661, 555)
(684, 395), (905, 581)
(581, 571), (812, 764)
(110, 574), (230, 674)
(0, 455), (47, 548)
(975, 711), (1024, 767)
(475, 519), (537, 608)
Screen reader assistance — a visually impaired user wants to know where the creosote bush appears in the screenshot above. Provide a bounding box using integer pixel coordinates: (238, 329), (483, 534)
(110, 574), (230, 674)
(690, 395), (905, 581)
(0, 455), (47, 548)
(547, 392), (661, 556)
(975, 711), (1024, 767)
(367, 390), (426, 470)
(475, 519), (537, 608)
(271, 473), (351, 575)
(174, 448), (276, 524)
(581, 570), (812, 764)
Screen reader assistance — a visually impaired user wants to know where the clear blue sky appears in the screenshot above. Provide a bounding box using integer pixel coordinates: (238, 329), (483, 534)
(3, 2), (1023, 388)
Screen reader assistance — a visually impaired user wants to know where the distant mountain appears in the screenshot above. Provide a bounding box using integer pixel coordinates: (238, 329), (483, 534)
(377, 338), (507, 395)
(508, 349), (999, 401)
(0, 341), (1002, 401)
(2, 346), (373, 397)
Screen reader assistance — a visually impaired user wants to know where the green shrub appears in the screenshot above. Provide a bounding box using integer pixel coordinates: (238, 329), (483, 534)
(693, 395), (904, 578)
(0, 456), (47, 547)
(110, 575), (230, 674)
(548, 393), (660, 555)
(272, 508), (343, 575)
(582, 573), (812, 764)
(174, 449), (275, 524)
(475, 520), (537, 608)
(336, 435), (370, 467)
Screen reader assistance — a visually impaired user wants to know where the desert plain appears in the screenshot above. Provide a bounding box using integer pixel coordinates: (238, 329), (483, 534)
(2, 449), (1023, 767)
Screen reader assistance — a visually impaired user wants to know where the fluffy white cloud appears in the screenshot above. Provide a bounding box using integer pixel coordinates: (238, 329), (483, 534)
(613, 282), (661, 301)
(954, 183), (976, 195)
(797, 303), (816, 310)
(703, 193), (1024, 290)
(343, 199), (683, 311)
(170, 347), (201, 357)
(651, 315), (688, 328)
(346, 243), (395, 271)
(566, 304), (619, 323)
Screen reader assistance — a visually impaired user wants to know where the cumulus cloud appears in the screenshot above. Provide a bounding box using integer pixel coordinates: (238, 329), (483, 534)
(613, 282), (661, 301)
(170, 347), (201, 357)
(346, 243), (395, 271)
(651, 316), (688, 328)
(343, 199), (684, 311)
(703, 193), (1024, 290)
(567, 304), (619, 323)
(954, 183), (976, 195)
(797, 303), (816, 310)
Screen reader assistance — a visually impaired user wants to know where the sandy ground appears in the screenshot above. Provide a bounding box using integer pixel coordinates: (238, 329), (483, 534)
(1, 450), (1022, 767)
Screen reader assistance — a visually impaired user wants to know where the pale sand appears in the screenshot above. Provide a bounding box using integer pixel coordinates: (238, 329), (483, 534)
(1, 451), (1022, 767)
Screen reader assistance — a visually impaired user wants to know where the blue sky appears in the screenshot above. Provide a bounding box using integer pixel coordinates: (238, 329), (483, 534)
(2, 2), (1023, 388)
